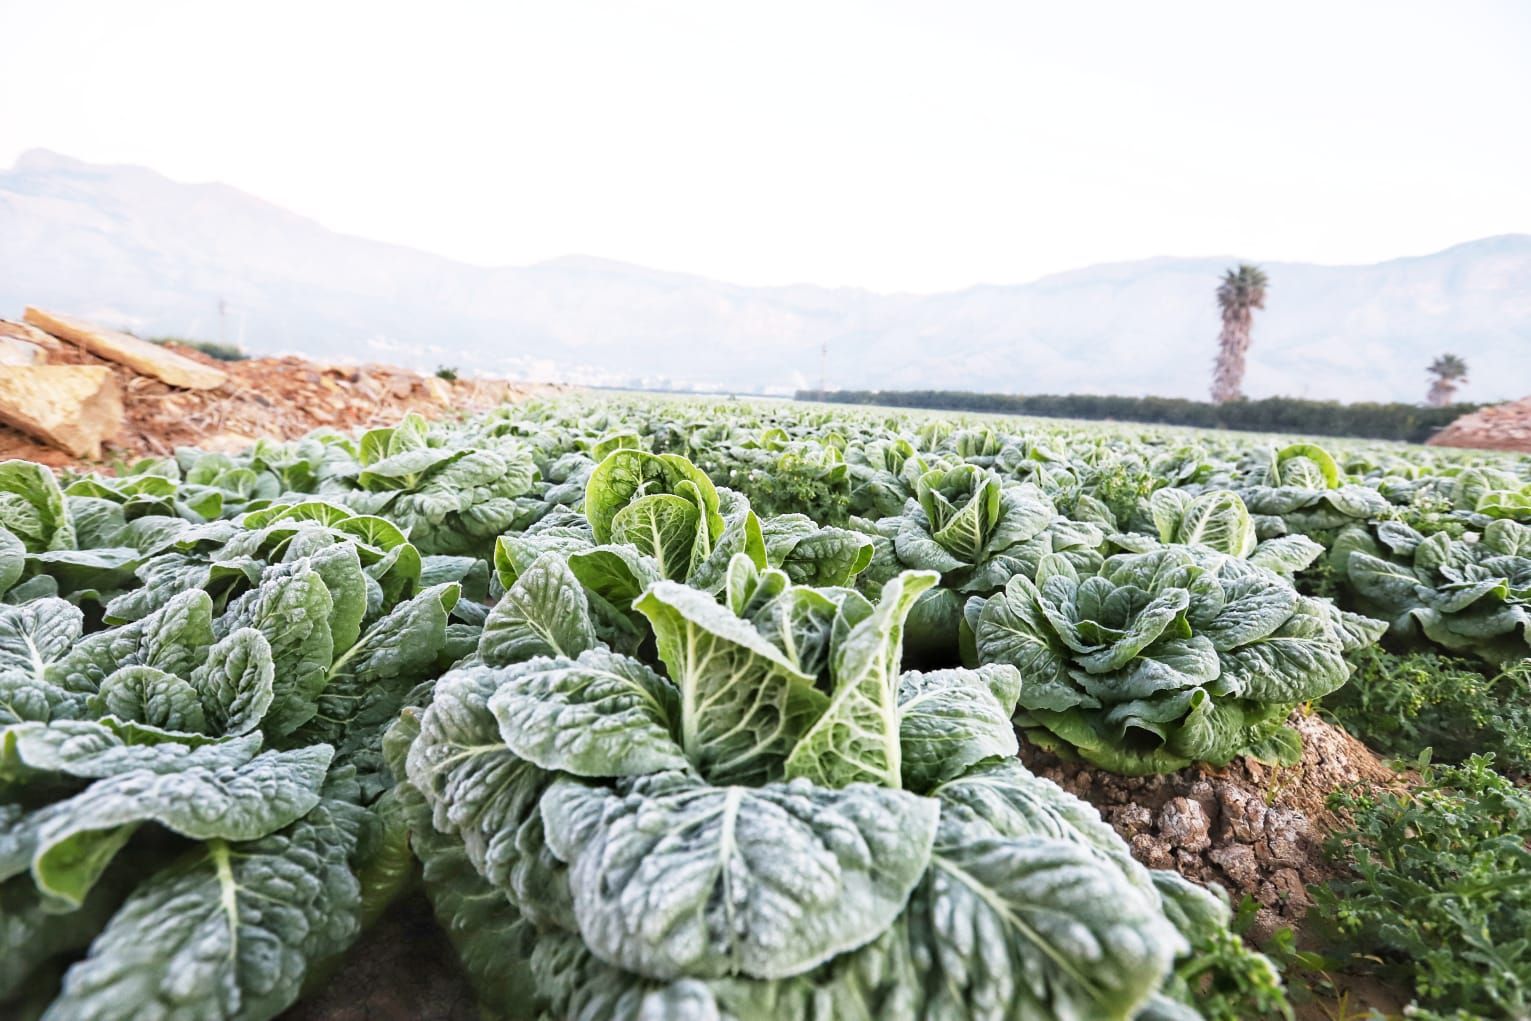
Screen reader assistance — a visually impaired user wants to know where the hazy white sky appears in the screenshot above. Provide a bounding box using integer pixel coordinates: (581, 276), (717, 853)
(3, 0), (1529, 292)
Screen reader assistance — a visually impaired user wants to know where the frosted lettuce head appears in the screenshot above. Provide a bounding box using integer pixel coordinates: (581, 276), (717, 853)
(970, 546), (1382, 774)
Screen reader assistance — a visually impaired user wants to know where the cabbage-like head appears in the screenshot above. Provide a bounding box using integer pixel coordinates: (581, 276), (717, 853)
(914, 465), (1003, 564)
(584, 449), (729, 581)
(972, 547), (1373, 774)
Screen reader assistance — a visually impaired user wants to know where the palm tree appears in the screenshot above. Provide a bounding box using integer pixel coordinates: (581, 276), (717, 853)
(1210, 264), (1269, 404)
(1426, 354), (1468, 407)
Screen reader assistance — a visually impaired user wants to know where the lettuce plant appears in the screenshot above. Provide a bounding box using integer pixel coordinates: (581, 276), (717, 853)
(1111, 488), (1326, 580)
(1333, 518), (1531, 664)
(844, 435), (926, 518)
(860, 463), (1103, 659)
(1, 519), (455, 1018)
(316, 413), (540, 557)
(968, 547), (1383, 774)
(399, 546), (1242, 1020)
(1238, 443), (1390, 542)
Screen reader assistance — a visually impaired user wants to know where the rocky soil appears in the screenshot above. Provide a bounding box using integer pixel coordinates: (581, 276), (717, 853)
(1429, 396), (1531, 452)
(0, 341), (557, 468)
(1023, 711), (1402, 942)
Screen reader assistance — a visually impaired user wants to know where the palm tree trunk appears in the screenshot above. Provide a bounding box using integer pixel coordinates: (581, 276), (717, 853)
(1211, 309), (1251, 403)
(1426, 379), (1455, 407)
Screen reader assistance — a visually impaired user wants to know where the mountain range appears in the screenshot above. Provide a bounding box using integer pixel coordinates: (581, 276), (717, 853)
(2, 149), (1527, 403)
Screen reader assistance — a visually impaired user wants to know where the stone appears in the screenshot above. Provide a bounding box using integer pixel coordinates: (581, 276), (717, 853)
(23, 307), (227, 390)
(1157, 796), (1212, 852)
(0, 319), (63, 351)
(1217, 785), (1267, 843)
(0, 366), (123, 458)
(0, 335), (47, 365)
(1130, 832), (1174, 869)
(1208, 844), (1260, 887)
(1109, 803), (1155, 836)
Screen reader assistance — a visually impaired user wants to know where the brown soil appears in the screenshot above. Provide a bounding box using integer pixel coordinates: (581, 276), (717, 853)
(0, 341), (559, 469)
(1028, 713), (1416, 1017)
(1021, 710), (1403, 944)
(283, 894), (477, 1021)
(1429, 397), (1531, 452)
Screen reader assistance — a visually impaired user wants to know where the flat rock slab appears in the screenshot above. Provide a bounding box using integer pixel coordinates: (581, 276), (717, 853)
(0, 366), (124, 458)
(24, 306), (228, 390)
(0, 335), (48, 365)
(0, 318), (63, 352)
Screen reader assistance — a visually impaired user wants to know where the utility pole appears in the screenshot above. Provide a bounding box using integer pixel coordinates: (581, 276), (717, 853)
(218, 298), (227, 345)
(819, 340), (827, 395)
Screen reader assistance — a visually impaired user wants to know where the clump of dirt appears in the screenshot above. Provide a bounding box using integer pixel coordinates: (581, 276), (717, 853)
(1429, 396), (1531, 452)
(0, 341), (559, 468)
(1021, 711), (1403, 942)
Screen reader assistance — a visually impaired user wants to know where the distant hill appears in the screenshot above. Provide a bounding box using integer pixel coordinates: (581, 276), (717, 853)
(2, 149), (1527, 402)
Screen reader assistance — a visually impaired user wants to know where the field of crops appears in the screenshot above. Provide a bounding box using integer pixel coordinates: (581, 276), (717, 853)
(3, 394), (1530, 1021)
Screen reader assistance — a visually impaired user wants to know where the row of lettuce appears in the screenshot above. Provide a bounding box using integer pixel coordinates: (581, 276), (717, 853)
(1, 396), (1527, 1020)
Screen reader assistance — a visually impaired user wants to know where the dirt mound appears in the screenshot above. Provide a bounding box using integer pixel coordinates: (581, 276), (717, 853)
(1021, 711), (1402, 942)
(1429, 397), (1531, 452)
(0, 342), (558, 468)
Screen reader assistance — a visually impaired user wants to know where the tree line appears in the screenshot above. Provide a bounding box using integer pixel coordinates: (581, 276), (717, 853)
(794, 389), (1483, 444)
(800, 264), (1484, 443)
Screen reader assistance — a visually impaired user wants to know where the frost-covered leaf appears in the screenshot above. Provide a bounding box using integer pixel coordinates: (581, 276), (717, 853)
(488, 648), (686, 777)
(91, 665), (208, 733)
(637, 582), (824, 785)
(298, 583), (458, 794)
(403, 780), (543, 1017)
(910, 833), (1182, 1021)
(1218, 597), (1349, 702)
(49, 590), (213, 698)
(5, 744), (331, 908)
(0, 598), (82, 682)
(785, 571), (936, 788)
(1247, 534), (1324, 577)
(0, 527), (25, 596)
(480, 553), (597, 666)
(0, 871), (124, 1002)
(611, 494), (702, 581)
(43, 799), (365, 1021)
(971, 580), (1087, 713)
(896, 665), (1020, 792)
(1174, 490), (1256, 557)
(405, 668), (551, 892)
(216, 566), (335, 737)
(0, 461), (75, 553)
(1, 722), (256, 781)
(540, 773), (939, 980)
(190, 628), (276, 736)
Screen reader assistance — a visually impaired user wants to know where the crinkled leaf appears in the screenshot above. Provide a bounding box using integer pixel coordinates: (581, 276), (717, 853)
(190, 628), (276, 736)
(43, 799), (365, 1021)
(487, 647), (687, 777)
(540, 773), (938, 980)
(91, 665), (208, 733)
(897, 665), (1021, 792)
(637, 582), (825, 785)
(785, 571), (937, 788)
(480, 552), (598, 666)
